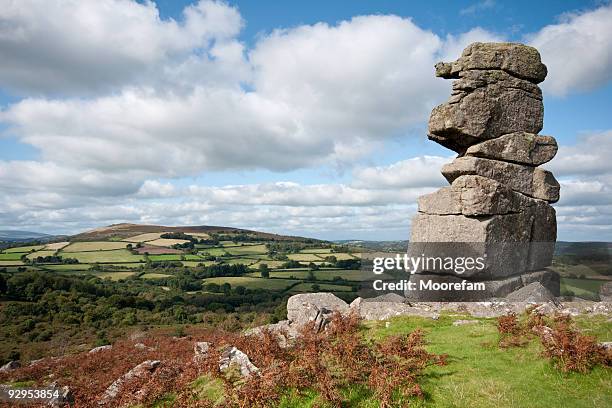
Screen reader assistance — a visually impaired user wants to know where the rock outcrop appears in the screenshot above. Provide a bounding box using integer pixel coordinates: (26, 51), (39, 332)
(99, 360), (160, 405)
(406, 42), (560, 301)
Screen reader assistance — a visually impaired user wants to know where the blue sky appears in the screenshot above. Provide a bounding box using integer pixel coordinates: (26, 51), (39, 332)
(0, 0), (611, 241)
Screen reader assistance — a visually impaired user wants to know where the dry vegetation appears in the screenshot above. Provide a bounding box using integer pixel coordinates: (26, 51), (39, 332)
(496, 309), (611, 373)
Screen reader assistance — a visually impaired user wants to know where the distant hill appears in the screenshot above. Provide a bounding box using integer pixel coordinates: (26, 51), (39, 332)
(71, 223), (320, 242)
(0, 230), (56, 242)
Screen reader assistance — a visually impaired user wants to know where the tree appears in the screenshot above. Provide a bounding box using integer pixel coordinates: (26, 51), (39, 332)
(259, 263), (270, 278)
(311, 284), (320, 291)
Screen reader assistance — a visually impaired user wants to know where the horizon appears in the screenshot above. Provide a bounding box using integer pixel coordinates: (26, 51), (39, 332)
(1, 0), (611, 241)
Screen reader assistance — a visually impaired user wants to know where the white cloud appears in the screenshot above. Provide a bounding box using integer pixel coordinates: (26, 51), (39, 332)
(528, 5), (612, 96)
(459, 0), (496, 16)
(0, 0), (244, 95)
(352, 156), (451, 189)
(547, 131), (612, 177)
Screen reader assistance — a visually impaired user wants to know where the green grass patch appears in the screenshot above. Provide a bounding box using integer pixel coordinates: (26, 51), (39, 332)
(286, 253), (324, 262)
(225, 244), (268, 255)
(300, 248), (333, 254)
(42, 264), (93, 271)
(61, 249), (144, 263)
(0, 252), (25, 261)
(25, 250), (57, 260)
(561, 277), (605, 300)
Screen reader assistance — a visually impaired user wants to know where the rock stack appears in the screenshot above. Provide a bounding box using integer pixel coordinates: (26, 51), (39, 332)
(406, 42), (560, 301)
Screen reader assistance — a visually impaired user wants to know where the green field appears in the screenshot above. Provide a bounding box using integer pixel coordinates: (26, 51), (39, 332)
(62, 241), (128, 252)
(42, 264), (94, 271)
(561, 277), (606, 299)
(3, 245), (45, 253)
(202, 276), (299, 291)
(60, 249), (144, 263)
(220, 258), (258, 266)
(286, 253), (324, 262)
(299, 248), (333, 254)
(199, 248), (230, 257)
(0, 260), (24, 266)
(0, 252), (25, 261)
(225, 244), (268, 255)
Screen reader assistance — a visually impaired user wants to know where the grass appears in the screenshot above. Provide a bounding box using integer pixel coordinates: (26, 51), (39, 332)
(148, 254), (183, 261)
(3, 245), (45, 253)
(561, 277), (605, 299)
(62, 241), (128, 252)
(0, 260), (24, 266)
(225, 244), (268, 255)
(286, 253), (324, 262)
(0, 252), (25, 260)
(60, 249), (144, 263)
(180, 314), (611, 407)
(200, 248), (230, 257)
(220, 258), (258, 266)
(202, 276), (300, 291)
(300, 248), (333, 254)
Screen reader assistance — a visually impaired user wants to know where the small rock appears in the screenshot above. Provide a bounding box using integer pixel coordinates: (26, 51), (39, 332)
(89, 345), (112, 354)
(99, 360), (160, 405)
(46, 382), (74, 408)
(452, 319), (479, 326)
(0, 360), (20, 372)
(506, 282), (557, 304)
(219, 347), (259, 378)
(193, 341), (210, 361)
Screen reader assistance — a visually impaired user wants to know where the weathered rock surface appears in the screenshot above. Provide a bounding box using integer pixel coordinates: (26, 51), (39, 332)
(286, 293), (349, 327)
(506, 282), (557, 303)
(244, 320), (299, 348)
(350, 297), (440, 320)
(435, 42), (547, 83)
(99, 360), (160, 405)
(405, 273), (524, 301)
(441, 156), (559, 202)
(219, 347), (259, 378)
(520, 269), (560, 297)
(410, 212), (533, 278)
(362, 293), (407, 303)
(465, 132), (557, 165)
(418, 175), (536, 216)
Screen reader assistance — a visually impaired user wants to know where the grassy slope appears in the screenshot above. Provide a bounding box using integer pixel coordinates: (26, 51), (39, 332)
(189, 314), (611, 408)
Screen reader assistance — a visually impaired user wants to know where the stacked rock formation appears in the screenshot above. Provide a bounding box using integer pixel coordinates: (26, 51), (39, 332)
(406, 42), (560, 301)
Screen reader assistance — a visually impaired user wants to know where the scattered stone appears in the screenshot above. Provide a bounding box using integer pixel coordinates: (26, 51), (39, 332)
(532, 325), (554, 342)
(506, 282), (557, 303)
(219, 347), (259, 378)
(452, 319), (480, 326)
(89, 345), (112, 354)
(194, 341), (210, 358)
(99, 360), (160, 405)
(465, 132), (557, 165)
(600, 342), (612, 351)
(46, 382), (74, 408)
(0, 360), (20, 372)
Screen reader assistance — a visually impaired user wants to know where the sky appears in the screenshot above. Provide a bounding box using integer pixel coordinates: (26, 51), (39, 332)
(0, 0), (611, 241)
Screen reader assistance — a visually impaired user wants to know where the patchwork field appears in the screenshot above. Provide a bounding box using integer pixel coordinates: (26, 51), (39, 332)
(25, 250), (57, 260)
(122, 232), (165, 242)
(0, 253), (25, 261)
(44, 242), (70, 250)
(60, 249), (144, 263)
(147, 238), (190, 247)
(62, 241), (128, 252)
(4, 245), (45, 253)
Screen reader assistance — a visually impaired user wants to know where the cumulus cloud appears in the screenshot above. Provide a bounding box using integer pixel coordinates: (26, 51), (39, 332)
(351, 156), (451, 189)
(0, 0), (244, 95)
(547, 131), (612, 177)
(528, 4), (612, 96)
(1, 7), (497, 184)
